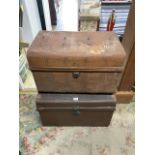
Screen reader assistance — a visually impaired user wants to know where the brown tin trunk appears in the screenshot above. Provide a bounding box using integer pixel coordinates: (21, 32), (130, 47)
(27, 31), (126, 93)
(36, 93), (116, 126)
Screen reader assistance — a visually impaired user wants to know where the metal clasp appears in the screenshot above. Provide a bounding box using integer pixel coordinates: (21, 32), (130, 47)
(72, 105), (80, 116)
(72, 97), (80, 116)
(72, 72), (80, 78)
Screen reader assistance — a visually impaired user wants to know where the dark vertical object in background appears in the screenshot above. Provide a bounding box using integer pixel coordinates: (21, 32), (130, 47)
(119, 0), (135, 90)
(36, 0), (46, 30)
(19, 0), (23, 27)
(119, 44), (135, 90)
(48, 0), (57, 25)
(116, 0), (135, 103)
(19, 9), (23, 27)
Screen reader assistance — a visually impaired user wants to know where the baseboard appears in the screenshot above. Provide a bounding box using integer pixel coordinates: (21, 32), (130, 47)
(19, 88), (38, 94)
(115, 91), (134, 104)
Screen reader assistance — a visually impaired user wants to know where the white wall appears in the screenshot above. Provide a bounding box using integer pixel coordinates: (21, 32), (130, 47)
(56, 0), (79, 31)
(21, 0), (42, 44)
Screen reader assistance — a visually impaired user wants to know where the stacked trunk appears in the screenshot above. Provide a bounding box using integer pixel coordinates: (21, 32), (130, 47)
(27, 31), (126, 126)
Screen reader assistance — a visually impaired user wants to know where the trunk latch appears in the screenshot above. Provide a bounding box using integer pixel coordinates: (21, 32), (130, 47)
(72, 105), (80, 116)
(72, 72), (80, 78)
(72, 97), (80, 116)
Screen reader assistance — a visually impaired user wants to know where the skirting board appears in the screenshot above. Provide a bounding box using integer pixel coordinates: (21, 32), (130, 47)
(115, 91), (134, 104)
(19, 88), (37, 94)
